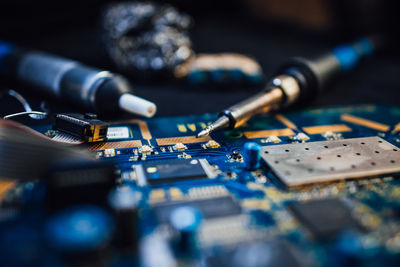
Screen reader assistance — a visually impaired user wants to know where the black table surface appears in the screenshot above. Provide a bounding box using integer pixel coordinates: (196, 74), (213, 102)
(1, 12), (399, 120)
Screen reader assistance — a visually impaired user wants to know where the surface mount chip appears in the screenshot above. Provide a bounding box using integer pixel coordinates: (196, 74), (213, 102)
(261, 136), (400, 187)
(135, 159), (216, 185)
(206, 240), (307, 267)
(153, 196), (242, 223)
(289, 198), (363, 241)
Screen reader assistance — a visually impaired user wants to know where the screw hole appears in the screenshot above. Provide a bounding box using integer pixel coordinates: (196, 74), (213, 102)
(305, 148), (309, 150)
(375, 151), (379, 154)
(317, 157), (321, 160)
(371, 162), (376, 166)
(337, 155), (341, 157)
(324, 145), (329, 148)
(356, 153), (361, 156)
(274, 160), (279, 164)
(296, 159), (300, 162)
(264, 151), (269, 154)
(391, 160), (396, 163)
(378, 140), (383, 143)
(393, 149), (398, 152)
(361, 142), (365, 145)
(351, 165), (356, 169)
(285, 149), (290, 152)
(343, 144), (347, 146)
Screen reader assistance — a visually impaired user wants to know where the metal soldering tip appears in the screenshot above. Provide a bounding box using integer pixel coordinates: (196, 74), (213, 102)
(197, 127), (212, 138)
(196, 115), (231, 138)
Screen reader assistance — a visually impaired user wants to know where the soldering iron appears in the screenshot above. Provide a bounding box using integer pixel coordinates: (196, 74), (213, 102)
(0, 41), (156, 118)
(197, 35), (384, 138)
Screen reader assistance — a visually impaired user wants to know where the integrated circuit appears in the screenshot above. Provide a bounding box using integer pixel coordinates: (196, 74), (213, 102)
(206, 240), (307, 267)
(135, 159), (217, 185)
(153, 196), (242, 223)
(261, 136), (400, 187)
(288, 198), (363, 240)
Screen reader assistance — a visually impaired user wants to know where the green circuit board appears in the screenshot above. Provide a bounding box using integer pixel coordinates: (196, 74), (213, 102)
(2, 104), (400, 266)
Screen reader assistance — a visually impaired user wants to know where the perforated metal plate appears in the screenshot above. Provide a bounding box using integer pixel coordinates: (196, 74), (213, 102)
(261, 137), (400, 187)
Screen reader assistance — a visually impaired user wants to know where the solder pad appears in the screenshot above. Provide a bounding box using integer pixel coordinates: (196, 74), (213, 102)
(261, 136), (400, 186)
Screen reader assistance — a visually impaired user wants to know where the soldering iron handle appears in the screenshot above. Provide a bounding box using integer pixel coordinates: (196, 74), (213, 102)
(278, 35), (382, 104)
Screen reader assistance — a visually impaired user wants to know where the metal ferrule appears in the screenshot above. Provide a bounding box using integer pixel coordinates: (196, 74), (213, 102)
(270, 75), (301, 106)
(226, 86), (284, 128)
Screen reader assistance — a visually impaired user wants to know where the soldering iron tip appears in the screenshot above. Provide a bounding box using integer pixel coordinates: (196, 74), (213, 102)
(197, 128), (211, 138)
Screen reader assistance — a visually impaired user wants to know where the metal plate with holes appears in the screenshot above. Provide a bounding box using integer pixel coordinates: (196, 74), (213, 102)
(261, 137), (400, 187)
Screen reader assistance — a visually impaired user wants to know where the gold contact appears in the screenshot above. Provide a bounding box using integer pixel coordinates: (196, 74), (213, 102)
(88, 125), (108, 143)
(0, 180), (16, 202)
(88, 140), (143, 150)
(303, 124), (352, 134)
(341, 114), (390, 132)
(275, 114), (297, 129)
(125, 119), (152, 140)
(244, 128), (295, 139)
(392, 123), (400, 134)
(156, 135), (211, 146)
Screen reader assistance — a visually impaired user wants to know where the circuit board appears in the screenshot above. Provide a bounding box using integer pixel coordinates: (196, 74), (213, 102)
(2, 104), (400, 266)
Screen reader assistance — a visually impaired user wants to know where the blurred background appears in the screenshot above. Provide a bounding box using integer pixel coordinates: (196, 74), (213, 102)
(0, 0), (399, 117)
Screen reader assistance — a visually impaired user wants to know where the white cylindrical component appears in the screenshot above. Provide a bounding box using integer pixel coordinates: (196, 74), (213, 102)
(118, 93), (157, 118)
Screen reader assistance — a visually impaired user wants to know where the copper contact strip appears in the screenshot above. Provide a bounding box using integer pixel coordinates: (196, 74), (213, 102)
(303, 124), (352, 134)
(244, 128), (295, 139)
(0, 180), (16, 201)
(275, 114), (297, 129)
(341, 114), (390, 132)
(156, 135), (211, 146)
(392, 123), (400, 134)
(89, 140), (143, 150)
(126, 119), (152, 140)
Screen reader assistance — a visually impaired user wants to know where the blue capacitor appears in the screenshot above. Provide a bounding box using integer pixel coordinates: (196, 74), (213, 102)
(243, 142), (261, 170)
(44, 205), (114, 253)
(169, 206), (203, 255)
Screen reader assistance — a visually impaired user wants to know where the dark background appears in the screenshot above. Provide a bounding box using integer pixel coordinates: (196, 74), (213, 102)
(0, 0), (399, 118)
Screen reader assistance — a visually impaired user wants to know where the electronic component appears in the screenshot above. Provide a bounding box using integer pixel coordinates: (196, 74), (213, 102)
(106, 126), (131, 140)
(135, 159), (216, 185)
(45, 160), (116, 210)
(243, 142), (261, 170)
(205, 140), (220, 148)
(108, 186), (140, 250)
(54, 113), (109, 143)
(173, 143), (187, 151)
(261, 136), (400, 187)
(206, 240), (307, 267)
(44, 205), (114, 254)
(153, 196), (242, 223)
(169, 206), (203, 255)
(230, 151), (242, 161)
(266, 135), (281, 143)
(289, 198), (363, 240)
(293, 132), (310, 142)
(104, 148), (116, 157)
(139, 145), (153, 154)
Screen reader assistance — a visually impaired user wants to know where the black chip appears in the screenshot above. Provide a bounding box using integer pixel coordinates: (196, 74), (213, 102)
(207, 240), (307, 267)
(288, 198), (363, 241)
(153, 196), (242, 223)
(141, 159), (209, 184)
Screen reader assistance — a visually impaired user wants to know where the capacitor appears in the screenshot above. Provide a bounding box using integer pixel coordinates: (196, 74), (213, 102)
(44, 205), (114, 256)
(169, 206), (202, 256)
(108, 185), (140, 251)
(243, 142), (261, 170)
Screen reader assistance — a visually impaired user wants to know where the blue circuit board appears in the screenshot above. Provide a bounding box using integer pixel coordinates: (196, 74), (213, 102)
(2, 104), (400, 266)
